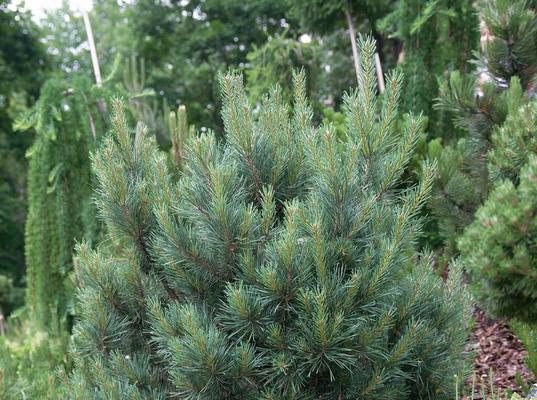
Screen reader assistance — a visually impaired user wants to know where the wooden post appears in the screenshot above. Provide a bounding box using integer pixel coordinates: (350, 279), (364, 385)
(83, 12), (102, 86)
(345, 8), (385, 92)
(375, 52), (385, 93)
(0, 309), (5, 336)
(345, 8), (362, 84)
(82, 10), (106, 132)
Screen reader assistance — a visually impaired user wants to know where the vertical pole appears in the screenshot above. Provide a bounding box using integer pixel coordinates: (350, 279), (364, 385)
(0, 309), (5, 336)
(83, 11), (102, 86)
(345, 8), (385, 92)
(375, 53), (385, 92)
(345, 8), (362, 84)
(82, 10), (106, 137)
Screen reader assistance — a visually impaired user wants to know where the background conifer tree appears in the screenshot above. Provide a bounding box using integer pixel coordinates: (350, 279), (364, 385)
(63, 37), (471, 399)
(378, 0), (479, 139)
(459, 154), (537, 322)
(16, 77), (109, 332)
(488, 99), (537, 184)
(428, 0), (537, 259)
(0, 0), (49, 318)
(288, 0), (392, 85)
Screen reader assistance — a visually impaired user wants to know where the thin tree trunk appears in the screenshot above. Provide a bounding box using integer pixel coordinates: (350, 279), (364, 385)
(345, 8), (362, 84)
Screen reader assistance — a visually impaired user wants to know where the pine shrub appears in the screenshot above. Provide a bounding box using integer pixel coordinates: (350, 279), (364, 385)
(488, 99), (537, 184)
(428, 138), (487, 258)
(429, 0), (537, 258)
(459, 154), (537, 322)
(65, 37), (471, 399)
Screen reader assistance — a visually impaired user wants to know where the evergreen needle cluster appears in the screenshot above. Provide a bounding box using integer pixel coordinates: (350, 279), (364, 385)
(459, 154), (537, 322)
(62, 37), (471, 399)
(428, 0), (537, 260)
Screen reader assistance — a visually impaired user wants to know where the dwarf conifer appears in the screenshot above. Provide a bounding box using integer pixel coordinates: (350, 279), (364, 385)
(63, 37), (471, 400)
(459, 154), (537, 322)
(429, 0), (537, 258)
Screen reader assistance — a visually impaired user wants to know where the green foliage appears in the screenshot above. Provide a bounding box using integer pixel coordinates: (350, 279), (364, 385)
(0, 0), (49, 96)
(511, 320), (537, 377)
(123, 55), (157, 126)
(39, 0), (134, 79)
(429, 76), (526, 259)
(374, 0), (480, 259)
(436, 73), (524, 144)
(168, 104), (195, 173)
(379, 0), (479, 137)
(0, 0), (49, 316)
(65, 37), (471, 399)
(459, 155), (537, 322)
(429, 0), (537, 257)
(0, 172), (26, 316)
(245, 29), (365, 115)
(128, 0), (295, 133)
(434, 0), (535, 140)
(428, 138), (487, 258)
(0, 275), (23, 318)
(478, 0), (537, 90)
(245, 31), (320, 106)
(314, 29), (362, 106)
(321, 106), (346, 138)
(488, 100), (537, 184)
(0, 313), (69, 400)
(288, 0), (391, 34)
(18, 77), (109, 332)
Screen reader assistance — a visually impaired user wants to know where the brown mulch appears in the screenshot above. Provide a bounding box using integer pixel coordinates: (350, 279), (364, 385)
(465, 308), (535, 399)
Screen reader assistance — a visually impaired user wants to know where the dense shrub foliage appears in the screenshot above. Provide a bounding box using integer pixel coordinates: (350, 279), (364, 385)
(63, 39), (472, 399)
(0, 316), (69, 399)
(459, 155), (537, 322)
(427, 0), (537, 260)
(488, 100), (537, 184)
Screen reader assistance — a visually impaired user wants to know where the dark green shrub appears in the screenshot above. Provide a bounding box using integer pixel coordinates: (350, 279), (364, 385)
(488, 100), (537, 184)
(428, 0), (536, 258)
(459, 155), (537, 322)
